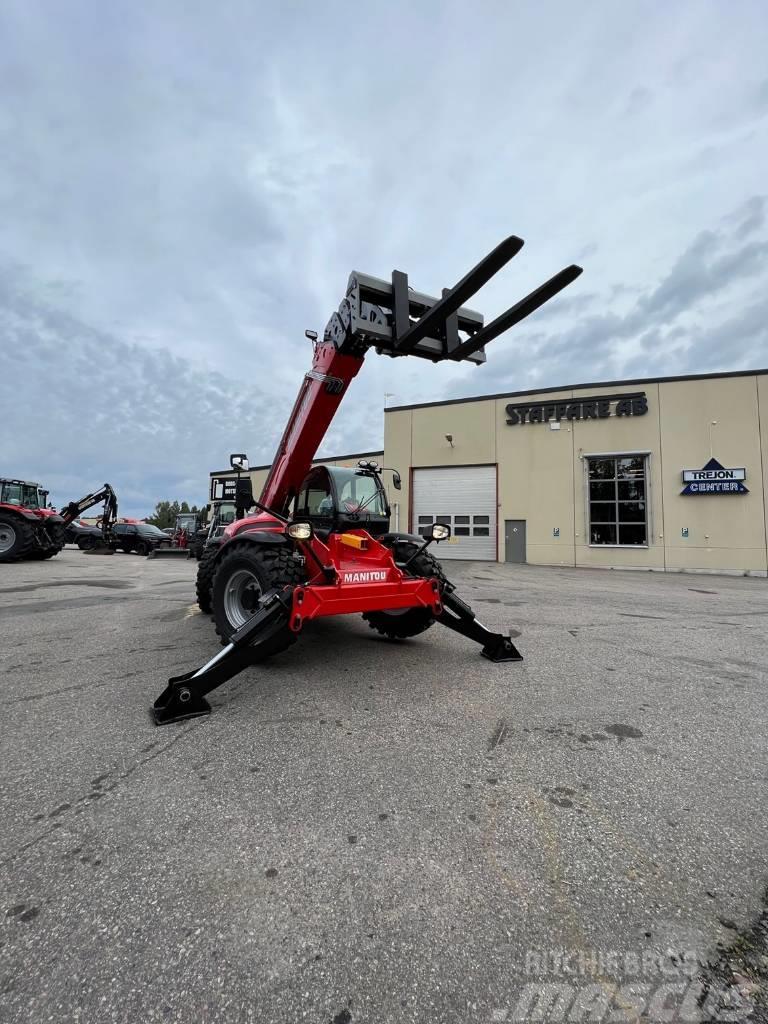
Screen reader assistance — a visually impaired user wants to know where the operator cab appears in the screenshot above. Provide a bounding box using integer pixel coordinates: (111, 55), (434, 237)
(293, 464), (391, 537)
(0, 480), (43, 509)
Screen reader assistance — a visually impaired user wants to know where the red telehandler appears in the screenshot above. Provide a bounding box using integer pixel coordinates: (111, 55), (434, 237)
(0, 480), (118, 561)
(154, 236), (582, 724)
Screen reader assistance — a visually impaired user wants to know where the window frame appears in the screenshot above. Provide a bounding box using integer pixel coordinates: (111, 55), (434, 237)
(583, 450), (652, 549)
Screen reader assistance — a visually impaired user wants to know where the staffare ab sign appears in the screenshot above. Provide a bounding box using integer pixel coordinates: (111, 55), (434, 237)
(681, 458), (748, 495)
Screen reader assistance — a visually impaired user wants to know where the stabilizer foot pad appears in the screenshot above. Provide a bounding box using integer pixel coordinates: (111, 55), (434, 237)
(153, 694), (212, 726)
(481, 637), (523, 663)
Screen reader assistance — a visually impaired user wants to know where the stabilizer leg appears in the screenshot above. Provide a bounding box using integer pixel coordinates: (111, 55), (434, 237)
(152, 587), (294, 725)
(436, 589), (522, 663)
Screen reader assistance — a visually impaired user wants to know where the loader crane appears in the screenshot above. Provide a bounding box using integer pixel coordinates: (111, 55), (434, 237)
(154, 236), (582, 724)
(60, 483), (119, 553)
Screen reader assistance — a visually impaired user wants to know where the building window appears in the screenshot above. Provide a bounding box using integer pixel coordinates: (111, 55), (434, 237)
(587, 456), (648, 546)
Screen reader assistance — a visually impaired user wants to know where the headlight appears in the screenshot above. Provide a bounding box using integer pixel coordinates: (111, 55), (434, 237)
(431, 523), (451, 541)
(286, 521), (314, 541)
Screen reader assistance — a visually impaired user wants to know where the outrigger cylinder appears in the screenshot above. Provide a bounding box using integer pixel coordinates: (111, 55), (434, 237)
(152, 588), (294, 725)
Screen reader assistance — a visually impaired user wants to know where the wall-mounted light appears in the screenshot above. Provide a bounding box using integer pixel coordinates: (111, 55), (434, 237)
(445, 433), (455, 448)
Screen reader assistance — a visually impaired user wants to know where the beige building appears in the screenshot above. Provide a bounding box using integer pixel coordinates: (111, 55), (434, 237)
(210, 369), (768, 576)
(385, 369), (768, 575)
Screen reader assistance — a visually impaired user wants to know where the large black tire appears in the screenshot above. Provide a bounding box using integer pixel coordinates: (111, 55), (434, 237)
(36, 524), (64, 559)
(0, 514), (35, 563)
(363, 544), (446, 640)
(29, 545), (61, 560)
(212, 542), (306, 650)
(196, 545), (217, 614)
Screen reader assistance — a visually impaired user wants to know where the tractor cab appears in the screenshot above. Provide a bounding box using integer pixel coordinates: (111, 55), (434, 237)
(293, 463), (391, 537)
(0, 479), (45, 510)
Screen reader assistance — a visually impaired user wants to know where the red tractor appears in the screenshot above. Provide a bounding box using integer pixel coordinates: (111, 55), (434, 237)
(0, 479), (65, 561)
(154, 236), (582, 724)
(0, 480), (119, 562)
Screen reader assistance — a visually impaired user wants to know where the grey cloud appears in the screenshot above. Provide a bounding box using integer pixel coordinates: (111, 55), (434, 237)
(625, 87), (652, 117)
(0, 274), (283, 515)
(733, 196), (766, 239)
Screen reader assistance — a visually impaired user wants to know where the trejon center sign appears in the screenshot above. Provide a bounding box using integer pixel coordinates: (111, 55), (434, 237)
(681, 458), (748, 495)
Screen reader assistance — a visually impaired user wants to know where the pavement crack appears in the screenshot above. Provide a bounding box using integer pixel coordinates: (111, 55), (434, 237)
(3, 722), (201, 867)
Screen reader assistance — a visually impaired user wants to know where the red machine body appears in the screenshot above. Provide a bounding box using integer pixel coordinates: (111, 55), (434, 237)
(287, 530), (441, 632)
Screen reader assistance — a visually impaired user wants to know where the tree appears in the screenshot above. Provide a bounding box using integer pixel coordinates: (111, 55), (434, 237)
(146, 499), (202, 529)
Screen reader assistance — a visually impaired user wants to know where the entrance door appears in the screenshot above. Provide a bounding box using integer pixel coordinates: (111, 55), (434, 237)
(504, 520), (526, 563)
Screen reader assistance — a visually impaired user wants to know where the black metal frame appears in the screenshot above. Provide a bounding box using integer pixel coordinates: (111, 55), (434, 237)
(153, 587), (295, 725)
(153, 575), (520, 725)
(324, 236), (582, 365)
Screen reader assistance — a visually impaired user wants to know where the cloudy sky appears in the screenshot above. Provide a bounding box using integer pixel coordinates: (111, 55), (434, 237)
(1, 2), (767, 515)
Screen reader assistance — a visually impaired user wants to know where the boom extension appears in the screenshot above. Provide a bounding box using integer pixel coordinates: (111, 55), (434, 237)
(61, 483), (118, 527)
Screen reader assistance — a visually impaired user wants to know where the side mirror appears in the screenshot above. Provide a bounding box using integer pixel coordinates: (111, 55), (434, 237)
(430, 523), (451, 542)
(305, 329), (318, 342)
(392, 471), (402, 490)
(230, 453), (249, 472)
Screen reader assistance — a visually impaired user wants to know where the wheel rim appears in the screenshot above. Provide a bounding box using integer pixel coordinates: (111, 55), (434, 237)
(223, 568), (263, 629)
(0, 523), (16, 554)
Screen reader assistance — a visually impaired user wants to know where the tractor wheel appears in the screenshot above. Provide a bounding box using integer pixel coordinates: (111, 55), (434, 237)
(30, 545), (61, 560)
(38, 525), (64, 559)
(195, 546), (217, 614)
(363, 544), (446, 640)
(212, 542), (306, 650)
(0, 514), (34, 563)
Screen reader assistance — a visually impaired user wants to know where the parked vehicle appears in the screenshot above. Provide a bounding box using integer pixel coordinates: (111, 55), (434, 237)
(64, 519), (104, 549)
(0, 478), (64, 561)
(111, 523), (173, 556)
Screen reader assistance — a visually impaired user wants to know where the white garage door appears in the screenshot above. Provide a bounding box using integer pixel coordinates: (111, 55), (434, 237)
(412, 465), (496, 560)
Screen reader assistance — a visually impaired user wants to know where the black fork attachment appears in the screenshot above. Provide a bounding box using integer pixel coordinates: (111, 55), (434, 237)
(327, 235), (583, 366)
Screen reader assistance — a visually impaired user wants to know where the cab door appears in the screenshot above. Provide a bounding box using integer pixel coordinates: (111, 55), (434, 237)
(294, 467), (335, 533)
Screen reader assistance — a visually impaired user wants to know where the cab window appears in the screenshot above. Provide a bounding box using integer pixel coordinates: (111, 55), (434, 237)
(334, 470), (387, 517)
(295, 470), (333, 520)
(2, 483), (23, 505)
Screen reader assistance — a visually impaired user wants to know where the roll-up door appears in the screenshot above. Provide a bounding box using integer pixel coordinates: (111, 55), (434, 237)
(412, 465), (496, 560)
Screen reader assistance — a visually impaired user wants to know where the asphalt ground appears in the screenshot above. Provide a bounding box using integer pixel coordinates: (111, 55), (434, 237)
(1, 548), (767, 1023)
